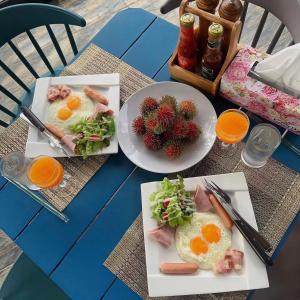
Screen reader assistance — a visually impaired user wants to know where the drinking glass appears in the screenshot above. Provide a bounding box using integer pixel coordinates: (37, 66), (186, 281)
(241, 123), (282, 168)
(0, 152), (68, 190)
(215, 109), (250, 153)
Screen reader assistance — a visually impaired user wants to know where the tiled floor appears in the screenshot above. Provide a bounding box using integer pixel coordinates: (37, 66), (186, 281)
(0, 0), (295, 292)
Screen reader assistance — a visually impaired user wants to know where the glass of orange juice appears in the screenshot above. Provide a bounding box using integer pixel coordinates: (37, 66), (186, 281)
(27, 156), (66, 189)
(215, 109), (250, 152)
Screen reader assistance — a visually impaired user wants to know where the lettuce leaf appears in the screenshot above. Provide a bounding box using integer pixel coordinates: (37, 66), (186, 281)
(149, 176), (195, 227)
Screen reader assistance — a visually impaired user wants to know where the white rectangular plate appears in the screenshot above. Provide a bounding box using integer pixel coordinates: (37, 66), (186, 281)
(25, 74), (120, 157)
(141, 172), (269, 297)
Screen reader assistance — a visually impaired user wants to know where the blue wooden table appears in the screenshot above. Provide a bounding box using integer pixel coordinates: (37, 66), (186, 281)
(0, 8), (299, 300)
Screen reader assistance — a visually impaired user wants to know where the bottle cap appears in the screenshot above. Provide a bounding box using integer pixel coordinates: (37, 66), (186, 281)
(180, 13), (195, 27)
(208, 23), (224, 39)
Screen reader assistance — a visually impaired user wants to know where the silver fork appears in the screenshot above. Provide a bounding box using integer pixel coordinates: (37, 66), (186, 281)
(205, 179), (273, 252)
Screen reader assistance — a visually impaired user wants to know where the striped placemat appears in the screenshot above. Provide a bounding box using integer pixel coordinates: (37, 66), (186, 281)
(104, 142), (300, 299)
(0, 44), (153, 211)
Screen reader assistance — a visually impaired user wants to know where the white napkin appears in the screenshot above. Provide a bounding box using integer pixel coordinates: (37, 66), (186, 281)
(255, 43), (300, 97)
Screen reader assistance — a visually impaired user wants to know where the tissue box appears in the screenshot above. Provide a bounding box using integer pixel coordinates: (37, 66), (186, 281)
(220, 46), (300, 135)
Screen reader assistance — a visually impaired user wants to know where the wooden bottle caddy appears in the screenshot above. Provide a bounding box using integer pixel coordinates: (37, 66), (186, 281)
(169, 0), (242, 96)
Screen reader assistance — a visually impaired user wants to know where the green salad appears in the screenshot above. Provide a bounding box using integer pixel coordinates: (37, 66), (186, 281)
(69, 113), (115, 158)
(149, 176), (195, 227)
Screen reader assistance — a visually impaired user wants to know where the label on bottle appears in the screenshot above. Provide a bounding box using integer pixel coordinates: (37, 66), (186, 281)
(201, 64), (214, 80)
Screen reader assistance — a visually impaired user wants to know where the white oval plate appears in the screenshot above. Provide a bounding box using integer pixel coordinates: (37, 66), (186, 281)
(117, 82), (217, 173)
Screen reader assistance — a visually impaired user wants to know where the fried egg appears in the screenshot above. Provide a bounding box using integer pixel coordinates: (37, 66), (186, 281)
(176, 212), (232, 269)
(46, 92), (94, 133)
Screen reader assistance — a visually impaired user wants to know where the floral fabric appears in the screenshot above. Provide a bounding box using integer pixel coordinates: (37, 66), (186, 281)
(220, 46), (300, 135)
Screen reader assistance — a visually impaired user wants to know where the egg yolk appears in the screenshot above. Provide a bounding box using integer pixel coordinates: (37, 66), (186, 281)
(57, 107), (72, 120)
(67, 95), (81, 110)
(201, 224), (221, 243)
(190, 236), (208, 255)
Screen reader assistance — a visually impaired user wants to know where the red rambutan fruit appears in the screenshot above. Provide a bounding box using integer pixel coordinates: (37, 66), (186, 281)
(143, 132), (162, 151)
(140, 97), (159, 116)
(132, 116), (146, 135)
(185, 121), (201, 142)
(161, 129), (173, 143)
(145, 113), (165, 134)
(179, 100), (197, 120)
(172, 118), (189, 139)
(156, 105), (175, 129)
(163, 141), (183, 160)
(160, 95), (177, 111)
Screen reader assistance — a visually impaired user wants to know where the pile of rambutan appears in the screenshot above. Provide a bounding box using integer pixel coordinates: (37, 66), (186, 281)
(132, 95), (201, 159)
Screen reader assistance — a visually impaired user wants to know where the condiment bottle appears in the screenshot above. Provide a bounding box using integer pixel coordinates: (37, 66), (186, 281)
(196, 0), (219, 13)
(218, 0), (243, 22)
(177, 13), (197, 70)
(201, 23), (224, 80)
(196, 0), (219, 60)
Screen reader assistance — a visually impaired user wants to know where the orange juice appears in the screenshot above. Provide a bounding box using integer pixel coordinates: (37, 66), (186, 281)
(215, 109), (249, 144)
(27, 156), (64, 189)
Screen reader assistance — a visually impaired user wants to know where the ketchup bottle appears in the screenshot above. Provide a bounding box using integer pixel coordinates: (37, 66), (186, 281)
(178, 13), (197, 71)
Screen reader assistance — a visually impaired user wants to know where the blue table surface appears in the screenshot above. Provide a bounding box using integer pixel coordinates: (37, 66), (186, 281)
(0, 8), (299, 300)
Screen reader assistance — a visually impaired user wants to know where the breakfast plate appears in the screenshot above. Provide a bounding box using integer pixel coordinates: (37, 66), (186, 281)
(25, 74), (120, 158)
(141, 172), (269, 297)
(117, 82), (217, 173)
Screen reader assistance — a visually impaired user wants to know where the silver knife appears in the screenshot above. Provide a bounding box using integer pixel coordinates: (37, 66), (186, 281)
(21, 106), (70, 158)
(205, 183), (273, 266)
(205, 180), (273, 252)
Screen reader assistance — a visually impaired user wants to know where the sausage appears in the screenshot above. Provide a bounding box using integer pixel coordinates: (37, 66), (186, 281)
(45, 123), (65, 140)
(83, 86), (108, 105)
(160, 262), (199, 274)
(208, 194), (233, 230)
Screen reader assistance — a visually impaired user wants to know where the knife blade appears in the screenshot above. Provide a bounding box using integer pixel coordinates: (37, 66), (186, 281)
(207, 189), (273, 266)
(21, 106), (70, 158)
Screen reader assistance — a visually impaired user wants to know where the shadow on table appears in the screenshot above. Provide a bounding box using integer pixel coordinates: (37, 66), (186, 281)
(0, 254), (69, 300)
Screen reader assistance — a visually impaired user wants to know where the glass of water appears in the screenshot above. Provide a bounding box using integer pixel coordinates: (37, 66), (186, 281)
(241, 123), (282, 168)
(0, 151), (39, 190)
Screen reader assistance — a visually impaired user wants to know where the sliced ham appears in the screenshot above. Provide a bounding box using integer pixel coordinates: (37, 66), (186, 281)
(148, 226), (175, 248)
(213, 256), (234, 274)
(95, 103), (113, 115)
(58, 85), (71, 99)
(48, 87), (60, 102)
(225, 249), (244, 270)
(61, 134), (76, 153)
(84, 86), (108, 105)
(47, 85), (71, 102)
(213, 248), (244, 274)
(194, 184), (212, 212)
(89, 103), (113, 120)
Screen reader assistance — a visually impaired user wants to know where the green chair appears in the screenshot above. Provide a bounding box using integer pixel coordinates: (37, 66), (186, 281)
(0, 3), (86, 128)
(0, 3), (86, 298)
(0, 253), (70, 300)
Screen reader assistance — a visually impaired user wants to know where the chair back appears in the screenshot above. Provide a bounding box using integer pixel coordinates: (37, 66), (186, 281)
(0, 3), (86, 128)
(240, 0), (300, 52)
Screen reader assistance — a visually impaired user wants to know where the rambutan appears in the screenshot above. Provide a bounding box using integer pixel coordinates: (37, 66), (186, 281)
(132, 116), (146, 135)
(140, 97), (159, 116)
(145, 113), (165, 134)
(156, 105), (175, 129)
(161, 129), (173, 142)
(172, 118), (188, 139)
(179, 100), (197, 120)
(143, 132), (162, 151)
(185, 121), (201, 142)
(160, 95), (177, 111)
(163, 141), (183, 160)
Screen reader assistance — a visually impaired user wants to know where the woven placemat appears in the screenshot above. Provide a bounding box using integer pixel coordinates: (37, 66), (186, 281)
(104, 142), (300, 300)
(0, 44), (153, 211)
